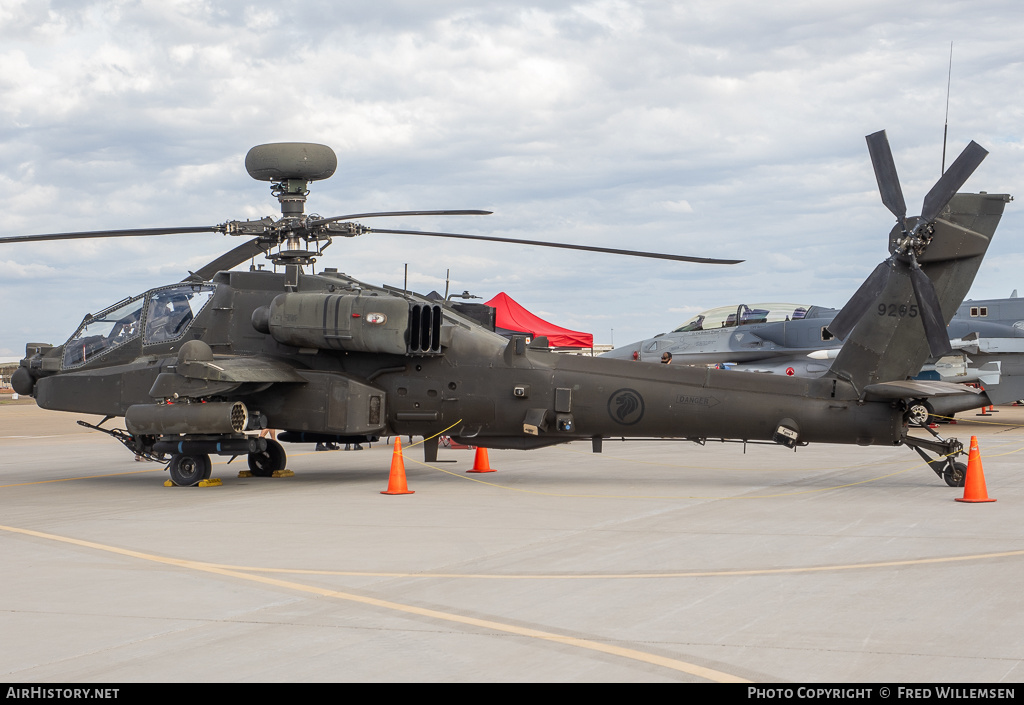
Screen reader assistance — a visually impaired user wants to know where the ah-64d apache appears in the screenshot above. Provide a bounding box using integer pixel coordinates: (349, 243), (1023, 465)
(3, 133), (1010, 488)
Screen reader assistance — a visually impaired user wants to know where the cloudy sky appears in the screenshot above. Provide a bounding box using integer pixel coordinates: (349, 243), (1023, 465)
(2, 0), (1023, 357)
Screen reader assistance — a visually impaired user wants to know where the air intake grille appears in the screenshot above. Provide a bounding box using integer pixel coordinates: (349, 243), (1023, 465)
(409, 304), (443, 354)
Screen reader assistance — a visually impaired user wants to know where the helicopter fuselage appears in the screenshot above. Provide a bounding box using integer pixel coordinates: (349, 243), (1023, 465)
(19, 267), (902, 457)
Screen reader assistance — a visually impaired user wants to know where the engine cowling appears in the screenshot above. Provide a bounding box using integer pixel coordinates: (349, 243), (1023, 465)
(253, 293), (443, 356)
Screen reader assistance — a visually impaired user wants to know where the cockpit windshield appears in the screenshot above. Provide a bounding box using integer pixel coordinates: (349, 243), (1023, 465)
(63, 295), (145, 368)
(144, 284), (216, 344)
(61, 283), (216, 367)
(672, 303), (809, 332)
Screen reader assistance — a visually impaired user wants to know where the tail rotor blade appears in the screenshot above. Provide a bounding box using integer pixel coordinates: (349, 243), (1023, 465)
(866, 130), (908, 228)
(920, 140), (988, 223)
(909, 264), (953, 357)
(827, 260), (893, 340)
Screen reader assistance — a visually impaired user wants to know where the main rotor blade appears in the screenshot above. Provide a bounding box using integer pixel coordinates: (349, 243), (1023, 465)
(368, 228), (743, 264)
(865, 130), (907, 227)
(187, 238), (271, 282)
(0, 225), (218, 245)
(920, 140), (988, 223)
(309, 210), (493, 228)
(909, 264), (953, 357)
(826, 260), (893, 340)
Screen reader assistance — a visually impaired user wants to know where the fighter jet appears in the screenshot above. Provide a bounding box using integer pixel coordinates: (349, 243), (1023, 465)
(603, 293), (1024, 421)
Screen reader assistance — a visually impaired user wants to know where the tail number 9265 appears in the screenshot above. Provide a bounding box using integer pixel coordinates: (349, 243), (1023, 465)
(878, 303), (919, 318)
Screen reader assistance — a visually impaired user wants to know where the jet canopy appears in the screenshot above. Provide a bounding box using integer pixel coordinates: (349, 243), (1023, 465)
(672, 303), (811, 332)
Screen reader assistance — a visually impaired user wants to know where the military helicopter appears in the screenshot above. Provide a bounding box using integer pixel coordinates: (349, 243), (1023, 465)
(2, 134), (1011, 489)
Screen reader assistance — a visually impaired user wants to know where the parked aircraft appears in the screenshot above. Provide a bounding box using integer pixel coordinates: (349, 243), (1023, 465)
(2, 132), (1010, 489)
(603, 293), (1024, 420)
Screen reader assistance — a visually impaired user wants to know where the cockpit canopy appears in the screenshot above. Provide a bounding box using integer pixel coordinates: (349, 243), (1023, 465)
(144, 285), (215, 344)
(673, 303), (810, 332)
(62, 284), (216, 368)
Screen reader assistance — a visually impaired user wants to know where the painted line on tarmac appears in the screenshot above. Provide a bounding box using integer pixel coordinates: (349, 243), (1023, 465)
(0, 435), (65, 439)
(0, 523), (748, 683)
(195, 548), (1024, 580)
(0, 468), (163, 488)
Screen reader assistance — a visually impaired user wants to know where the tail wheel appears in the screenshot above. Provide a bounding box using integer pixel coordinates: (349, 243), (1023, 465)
(944, 461), (967, 488)
(248, 439), (287, 477)
(168, 454), (212, 486)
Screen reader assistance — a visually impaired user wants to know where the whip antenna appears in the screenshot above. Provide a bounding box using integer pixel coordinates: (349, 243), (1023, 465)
(942, 42), (953, 174)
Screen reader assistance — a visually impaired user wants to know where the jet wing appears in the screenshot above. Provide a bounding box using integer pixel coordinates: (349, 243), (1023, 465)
(951, 336), (1024, 355)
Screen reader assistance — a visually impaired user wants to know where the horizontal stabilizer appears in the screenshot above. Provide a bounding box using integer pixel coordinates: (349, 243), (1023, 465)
(863, 380), (983, 400)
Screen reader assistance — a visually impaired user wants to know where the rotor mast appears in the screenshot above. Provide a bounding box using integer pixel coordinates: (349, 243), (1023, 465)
(272, 177), (310, 253)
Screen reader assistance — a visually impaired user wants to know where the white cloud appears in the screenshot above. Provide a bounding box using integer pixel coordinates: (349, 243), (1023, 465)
(661, 200), (693, 214)
(1, 1), (1022, 350)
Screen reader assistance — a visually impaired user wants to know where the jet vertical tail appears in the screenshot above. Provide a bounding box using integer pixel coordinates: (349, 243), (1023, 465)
(826, 191), (1011, 392)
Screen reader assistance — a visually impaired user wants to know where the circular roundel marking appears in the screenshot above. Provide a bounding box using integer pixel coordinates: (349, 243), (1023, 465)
(786, 367), (795, 376)
(608, 388), (645, 425)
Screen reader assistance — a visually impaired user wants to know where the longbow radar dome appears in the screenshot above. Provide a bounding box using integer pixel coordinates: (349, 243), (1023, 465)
(244, 143), (338, 183)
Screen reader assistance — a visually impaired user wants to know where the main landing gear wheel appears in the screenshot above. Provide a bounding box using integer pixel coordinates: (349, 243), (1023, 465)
(907, 401), (934, 426)
(168, 453), (212, 486)
(944, 461), (967, 488)
(248, 439), (287, 477)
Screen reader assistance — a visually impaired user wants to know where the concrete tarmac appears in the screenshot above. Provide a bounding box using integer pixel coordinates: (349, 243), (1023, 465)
(2, 397), (1024, 683)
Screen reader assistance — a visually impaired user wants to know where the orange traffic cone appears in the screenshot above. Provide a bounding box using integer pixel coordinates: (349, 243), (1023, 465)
(381, 437), (414, 495)
(467, 446), (495, 473)
(956, 436), (995, 503)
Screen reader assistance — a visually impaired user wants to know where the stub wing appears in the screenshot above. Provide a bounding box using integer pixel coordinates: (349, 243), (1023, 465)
(175, 356), (308, 383)
(149, 355), (307, 399)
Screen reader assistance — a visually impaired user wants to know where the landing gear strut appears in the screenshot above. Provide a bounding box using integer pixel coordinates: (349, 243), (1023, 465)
(902, 425), (966, 487)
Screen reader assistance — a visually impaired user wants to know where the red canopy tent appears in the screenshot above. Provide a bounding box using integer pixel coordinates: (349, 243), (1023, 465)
(484, 292), (593, 348)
